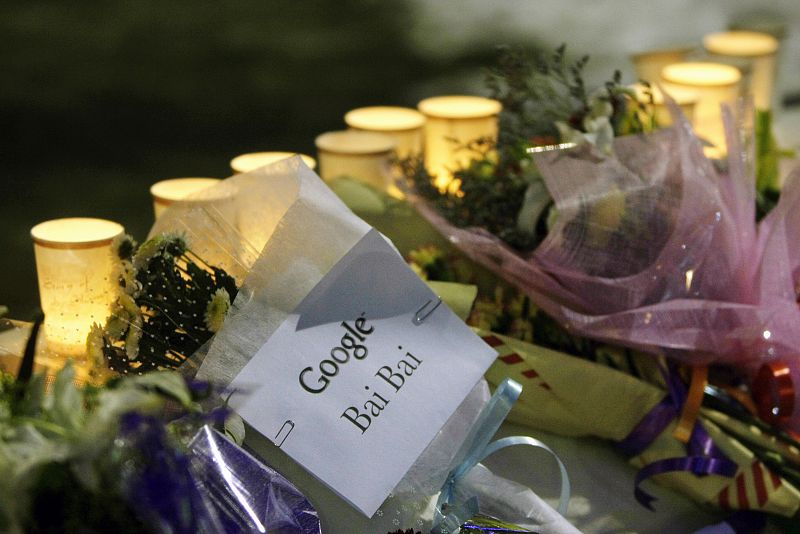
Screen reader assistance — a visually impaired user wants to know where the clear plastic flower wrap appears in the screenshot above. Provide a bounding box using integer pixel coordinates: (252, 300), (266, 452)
(0, 335), (321, 534)
(150, 157), (575, 532)
(408, 103), (800, 431)
(187, 425), (322, 533)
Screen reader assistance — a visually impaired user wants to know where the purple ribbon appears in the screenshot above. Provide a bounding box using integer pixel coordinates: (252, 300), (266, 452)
(618, 363), (739, 510)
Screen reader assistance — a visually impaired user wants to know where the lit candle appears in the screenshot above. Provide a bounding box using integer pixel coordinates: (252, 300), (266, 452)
(703, 30), (779, 110)
(630, 82), (699, 126)
(31, 218), (124, 355)
(630, 46), (694, 84)
(661, 62), (742, 157)
(315, 130), (397, 190)
(344, 106), (426, 159)
(150, 177), (222, 219)
(417, 95), (502, 190)
(230, 152), (317, 174)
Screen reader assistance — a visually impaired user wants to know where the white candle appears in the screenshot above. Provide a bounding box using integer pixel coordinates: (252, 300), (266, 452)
(630, 46), (694, 84)
(31, 218), (124, 355)
(417, 95), (502, 190)
(230, 152), (317, 174)
(703, 31), (779, 110)
(150, 177), (223, 219)
(661, 62), (742, 157)
(630, 82), (699, 126)
(344, 106), (426, 159)
(315, 130), (397, 191)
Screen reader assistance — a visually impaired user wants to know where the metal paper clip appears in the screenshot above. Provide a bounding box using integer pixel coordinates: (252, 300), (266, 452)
(413, 297), (442, 325)
(275, 420), (295, 448)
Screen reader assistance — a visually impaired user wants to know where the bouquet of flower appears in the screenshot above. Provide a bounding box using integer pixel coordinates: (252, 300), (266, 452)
(88, 232), (238, 375)
(140, 158), (576, 533)
(402, 45), (800, 433)
(409, 246), (800, 521)
(0, 320), (321, 533)
(404, 45), (656, 252)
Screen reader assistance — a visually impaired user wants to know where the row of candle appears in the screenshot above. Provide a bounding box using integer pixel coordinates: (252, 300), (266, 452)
(634, 30), (780, 157)
(29, 93), (499, 355)
(29, 30), (782, 356)
(153, 96), (501, 213)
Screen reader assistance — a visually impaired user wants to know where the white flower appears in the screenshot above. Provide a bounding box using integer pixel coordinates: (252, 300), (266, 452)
(584, 115), (614, 154)
(125, 313), (143, 360)
(111, 233), (137, 260)
(204, 288), (231, 333)
(554, 87), (617, 154)
(118, 293), (140, 317)
(132, 235), (166, 270)
(113, 259), (140, 297)
(587, 87), (614, 120)
(86, 324), (105, 368)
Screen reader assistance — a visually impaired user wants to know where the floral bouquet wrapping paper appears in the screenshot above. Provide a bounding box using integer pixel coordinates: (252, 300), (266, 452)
(410, 103), (800, 432)
(0, 343), (321, 533)
(480, 330), (800, 517)
(148, 157), (577, 532)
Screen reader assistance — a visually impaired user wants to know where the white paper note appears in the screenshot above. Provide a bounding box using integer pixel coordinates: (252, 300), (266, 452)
(229, 229), (497, 516)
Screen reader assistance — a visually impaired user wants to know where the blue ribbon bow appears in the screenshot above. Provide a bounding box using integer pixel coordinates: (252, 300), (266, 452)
(432, 378), (570, 534)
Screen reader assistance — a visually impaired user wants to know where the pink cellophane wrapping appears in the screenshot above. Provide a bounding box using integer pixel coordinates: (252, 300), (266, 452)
(411, 105), (800, 429)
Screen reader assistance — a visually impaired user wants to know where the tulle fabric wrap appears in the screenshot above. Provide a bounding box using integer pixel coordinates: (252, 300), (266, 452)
(409, 104), (800, 429)
(150, 157), (575, 532)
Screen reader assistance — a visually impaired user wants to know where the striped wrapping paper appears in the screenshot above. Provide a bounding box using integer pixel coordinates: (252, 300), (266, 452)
(480, 330), (800, 517)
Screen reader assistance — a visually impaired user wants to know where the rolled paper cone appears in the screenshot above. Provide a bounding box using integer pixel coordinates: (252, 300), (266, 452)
(630, 83), (699, 126)
(344, 106), (426, 159)
(31, 218), (124, 356)
(150, 178), (229, 219)
(630, 46), (695, 84)
(230, 152), (317, 174)
(417, 95), (502, 191)
(661, 62), (742, 158)
(315, 130), (397, 191)
(703, 31), (779, 111)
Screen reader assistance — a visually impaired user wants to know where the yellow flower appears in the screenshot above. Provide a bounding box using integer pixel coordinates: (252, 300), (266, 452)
(113, 259), (140, 297)
(133, 235), (167, 270)
(409, 262), (427, 280)
(125, 313), (143, 360)
(111, 233), (137, 260)
(86, 323), (105, 368)
(204, 289), (231, 333)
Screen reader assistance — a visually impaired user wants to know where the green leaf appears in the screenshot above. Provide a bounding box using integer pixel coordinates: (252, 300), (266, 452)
(125, 371), (191, 407)
(14, 374), (46, 417)
(755, 109), (779, 193)
(329, 177), (387, 215)
(516, 178), (552, 235)
(224, 413), (246, 445)
(49, 363), (84, 432)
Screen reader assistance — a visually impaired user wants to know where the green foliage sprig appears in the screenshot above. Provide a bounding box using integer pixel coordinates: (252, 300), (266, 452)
(405, 44), (656, 252)
(0, 359), (199, 533)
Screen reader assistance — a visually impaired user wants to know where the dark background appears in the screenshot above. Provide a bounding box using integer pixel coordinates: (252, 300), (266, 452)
(3, 1), (798, 320)
(1, 0), (523, 319)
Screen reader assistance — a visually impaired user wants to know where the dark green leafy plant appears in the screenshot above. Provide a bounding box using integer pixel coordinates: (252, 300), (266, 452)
(89, 233), (239, 375)
(0, 312), (242, 533)
(754, 109), (797, 221)
(404, 44), (655, 252)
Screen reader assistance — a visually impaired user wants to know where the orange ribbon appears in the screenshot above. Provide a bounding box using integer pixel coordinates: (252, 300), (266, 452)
(673, 365), (708, 443)
(752, 361), (795, 425)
